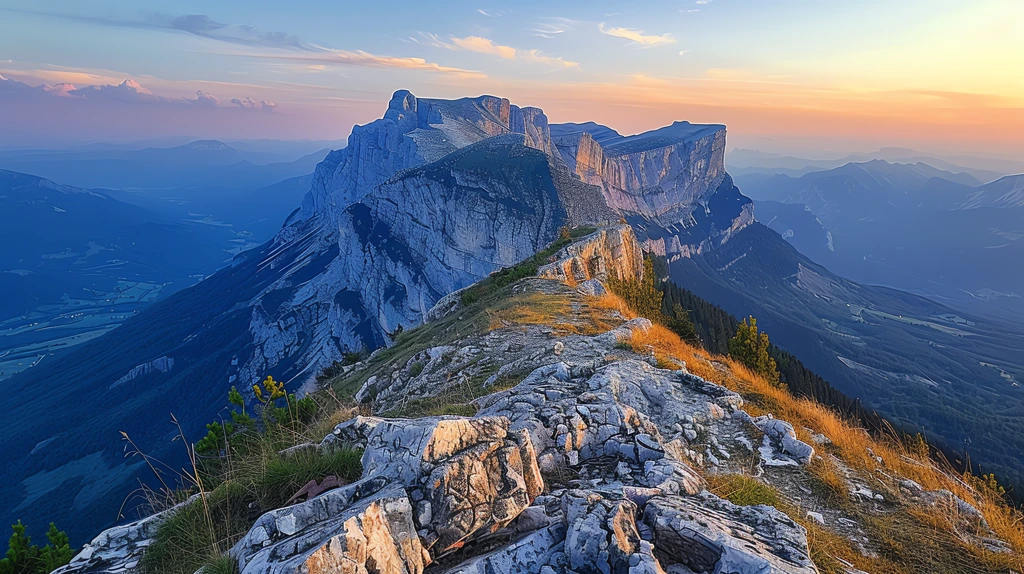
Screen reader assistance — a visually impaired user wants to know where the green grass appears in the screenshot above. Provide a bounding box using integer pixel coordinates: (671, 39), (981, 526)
(706, 473), (781, 507)
(142, 433), (362, 574)
(199, 555), (238, 574)
(260, 448), (363, 508)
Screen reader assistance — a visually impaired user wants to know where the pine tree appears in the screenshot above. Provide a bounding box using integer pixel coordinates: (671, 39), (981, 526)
(728, 316), (782, 387)
(38, 524), (72, 574)
(0, 521), (39, 574)
(0, 522), (73, 574)
(665, 303), (701, 346)
(607, 258), (663, 320)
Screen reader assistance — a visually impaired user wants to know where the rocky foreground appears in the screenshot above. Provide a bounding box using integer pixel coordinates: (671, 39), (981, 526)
(55, 228), (1018, 574)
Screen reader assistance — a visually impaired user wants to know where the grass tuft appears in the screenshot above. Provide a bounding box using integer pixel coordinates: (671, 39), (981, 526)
(706, 473), (781, 507)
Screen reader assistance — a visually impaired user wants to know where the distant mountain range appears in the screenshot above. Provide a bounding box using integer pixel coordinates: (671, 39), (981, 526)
(727, 147), (1021, 183)
(738, 160), (1024, 319)
(1, 93), (1022, 547)
(0, 139), (327, 190)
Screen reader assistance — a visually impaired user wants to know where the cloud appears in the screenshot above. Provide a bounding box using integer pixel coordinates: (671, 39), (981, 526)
(451, 36), (517, 59)
(68, 79), (159, 103)
(167, 15), (308, 50)
(598, 23), (676, 46)
(14, 9), (478, 77)
(531, 17), (578, 39)
(0, 73), (275, 111)
(192, 90), (221, 107)
(9, 10), (312, 52)
(247, 50), (486, 77)
(420, 34), (578, 68)
(521, 50), (578, 68)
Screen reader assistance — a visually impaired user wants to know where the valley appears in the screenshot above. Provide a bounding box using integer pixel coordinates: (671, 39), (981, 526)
(0, 143), (325, 383)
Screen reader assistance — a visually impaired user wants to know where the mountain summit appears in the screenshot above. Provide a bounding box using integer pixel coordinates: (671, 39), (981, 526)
(0, 91), (746, 540)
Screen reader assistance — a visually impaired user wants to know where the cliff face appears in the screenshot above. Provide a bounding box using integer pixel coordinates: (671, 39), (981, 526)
(298, 91), (553, 224)
(536, 225), (645, 284)
(552, 121), (729, 221)
(241, 96), (746, 393)
(550, 121), (751, 261)
(238, 134), (578, 389)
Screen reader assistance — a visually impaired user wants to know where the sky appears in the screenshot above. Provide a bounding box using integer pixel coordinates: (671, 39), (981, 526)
(1, 0), (1022, 156)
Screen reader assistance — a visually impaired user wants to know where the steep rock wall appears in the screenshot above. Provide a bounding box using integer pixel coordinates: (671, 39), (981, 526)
(537, 225), (645, 284)
(554, 122), (728, 222)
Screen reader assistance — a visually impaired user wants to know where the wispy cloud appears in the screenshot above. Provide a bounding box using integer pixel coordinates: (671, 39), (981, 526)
(532, 17), (578, 39)
(239, 49), (487, 77)
(451, 36), (517, 59)
(8, 10), (311, 51)
(12, 9), (479, 77)
(415, 33), (579, 68)
(598, 23), (676, 47)
(0, 73), (276, 110)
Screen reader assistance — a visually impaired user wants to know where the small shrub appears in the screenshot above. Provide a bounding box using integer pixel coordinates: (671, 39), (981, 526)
(408, 361), (425, 378)
(341, 351), (364, 366)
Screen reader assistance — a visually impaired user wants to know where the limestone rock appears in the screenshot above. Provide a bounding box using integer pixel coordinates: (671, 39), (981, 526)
(576, 278), (608, 297)
(233, 485), (427, 574)
(643, 492), (817, 574)
(231, 416), (544, 572)
(53, 495), (197, 574)
(737, 413), (815, 466)
(538, 225), (645, 285)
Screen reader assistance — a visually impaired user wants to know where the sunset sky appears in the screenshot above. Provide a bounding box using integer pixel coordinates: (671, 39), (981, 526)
(1, 0), (1021, 155)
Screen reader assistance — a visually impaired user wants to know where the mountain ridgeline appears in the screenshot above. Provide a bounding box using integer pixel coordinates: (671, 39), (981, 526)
(739, 160), (1024, 319)
(2, 90), (1022, 545)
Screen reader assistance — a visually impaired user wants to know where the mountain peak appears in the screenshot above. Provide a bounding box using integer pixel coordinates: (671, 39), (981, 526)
(42, 83), (77, 97)
(184, 139), (234, 151)
(118, 78), (151, 94)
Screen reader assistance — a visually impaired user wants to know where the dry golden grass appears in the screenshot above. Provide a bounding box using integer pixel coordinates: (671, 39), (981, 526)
(504, 275), (1023, 571)
(568, 281), (1024, 571)
(589, 291), (635, 318)
(487, 290), (631, 337)
(725, 358), (1024, 568)
(623, 322), (724, 382)
(486, 293), (572, 331)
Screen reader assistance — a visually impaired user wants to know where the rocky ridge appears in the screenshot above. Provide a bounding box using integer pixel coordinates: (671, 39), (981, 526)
(55, 227), (1019, 574)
